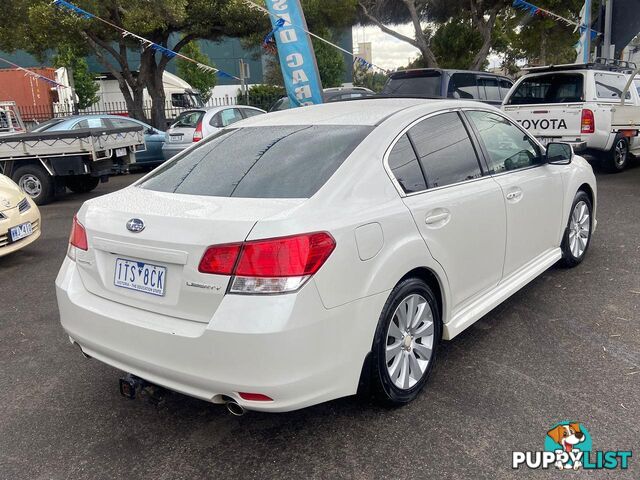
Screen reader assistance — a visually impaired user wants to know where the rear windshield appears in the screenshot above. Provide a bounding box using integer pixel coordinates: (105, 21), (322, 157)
(506, 73), (584, 105)
(139, 125), (373, 199)
(171, 110), (205, 128)
(382, 71), (443, 97)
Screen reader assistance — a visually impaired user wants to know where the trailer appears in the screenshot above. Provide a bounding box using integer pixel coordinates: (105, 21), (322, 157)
(0, 124), (145, 205)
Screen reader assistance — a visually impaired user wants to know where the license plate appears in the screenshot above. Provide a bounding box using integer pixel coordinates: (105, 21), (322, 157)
(170, 134), (183, 142)
(114, 258), (167, 296)
(9, 222), (33, 242)
(115, 147), (127, 157)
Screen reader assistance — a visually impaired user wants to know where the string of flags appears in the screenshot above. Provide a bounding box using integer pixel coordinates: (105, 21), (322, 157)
(0, 55), (70, 89)
(52, 0), (239, 80)
(512, 0), (599, 38)
(243, 0), (388, 74)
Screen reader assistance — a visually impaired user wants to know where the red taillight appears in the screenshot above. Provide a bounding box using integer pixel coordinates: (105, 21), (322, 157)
(197, 232), (336, 293)
(238, 392), (273, 402)
(581, 109), (595, 134)
(235, 232), (335, 277)
(198, 243), (242, 274)
(69, 214), (88, 251)
(192, 121), (203, 142)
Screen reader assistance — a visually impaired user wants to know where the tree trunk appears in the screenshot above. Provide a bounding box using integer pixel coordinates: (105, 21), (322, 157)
(147, 66), (167, 129)
(468, 4), (499, 71)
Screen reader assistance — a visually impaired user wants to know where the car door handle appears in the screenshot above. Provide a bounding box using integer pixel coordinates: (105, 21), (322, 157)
(506, 190), (523, 201)
(425, 212), (451, 226)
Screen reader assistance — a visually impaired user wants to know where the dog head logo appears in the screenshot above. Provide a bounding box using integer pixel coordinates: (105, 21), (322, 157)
(547, 423), (586, 453)
(544, 422), (592, 470)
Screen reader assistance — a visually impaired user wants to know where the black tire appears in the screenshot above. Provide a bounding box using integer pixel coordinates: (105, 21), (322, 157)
(604, 136), (629, 173)
(370, 277), (441, 406)
(559, 190), (593, 268)
(65, 175), (100, 194)
(11, 164), (54, 205)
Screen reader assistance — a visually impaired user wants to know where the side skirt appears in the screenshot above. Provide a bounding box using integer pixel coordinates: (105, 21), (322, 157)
(443, 248), (562, 340)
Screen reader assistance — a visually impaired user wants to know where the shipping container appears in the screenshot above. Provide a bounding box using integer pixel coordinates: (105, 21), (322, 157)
(0, 68), (56, 121)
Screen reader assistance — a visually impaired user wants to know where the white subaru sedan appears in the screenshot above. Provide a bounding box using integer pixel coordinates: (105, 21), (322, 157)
(56, 99), (596, 413)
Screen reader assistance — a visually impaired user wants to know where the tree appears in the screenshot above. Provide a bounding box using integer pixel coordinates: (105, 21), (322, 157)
(496, 1), (584, 73)
(53, 45), (100, 109)
(353, 64), (387, 92)
(0, 1), (265, 128)
(358, 0), (508, 70)
(177, 42), (217, 103)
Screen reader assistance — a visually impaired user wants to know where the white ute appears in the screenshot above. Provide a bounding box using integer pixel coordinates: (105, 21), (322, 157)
(502, 59), (640, 172)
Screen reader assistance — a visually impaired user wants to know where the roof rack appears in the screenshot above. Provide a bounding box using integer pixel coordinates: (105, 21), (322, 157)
(524, 58), (637, 74)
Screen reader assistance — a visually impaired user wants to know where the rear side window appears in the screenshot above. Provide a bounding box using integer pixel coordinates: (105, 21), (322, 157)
(507, 74), (584, 104)
(139, 125), (372, 199)
(382, 71), (443, 97)
(447, 73), (479, 99)
(478, 77), (500, 102)
(408, 112), (482, 188)
(594, 73), (631, 100)
(387, 134), (426, 194)
(172, 111), (204, 128)
(499, 79), (513, 99)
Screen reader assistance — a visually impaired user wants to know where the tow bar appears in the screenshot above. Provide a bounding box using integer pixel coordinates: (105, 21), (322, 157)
(119, 374), (166, 406)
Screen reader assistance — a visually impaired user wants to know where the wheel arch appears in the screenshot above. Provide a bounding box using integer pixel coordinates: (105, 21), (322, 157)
(399, 267), (445, 333)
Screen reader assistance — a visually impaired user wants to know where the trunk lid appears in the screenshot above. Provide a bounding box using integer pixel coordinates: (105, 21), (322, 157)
(75, 186), (304, 323)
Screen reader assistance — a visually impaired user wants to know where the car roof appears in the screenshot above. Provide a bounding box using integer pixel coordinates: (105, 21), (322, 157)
(232, 98), (490, 127)
(189, 105), (265, 113)
(390, 68), (511, 80)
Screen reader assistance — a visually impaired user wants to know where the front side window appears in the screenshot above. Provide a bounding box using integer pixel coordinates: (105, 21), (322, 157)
(387, 134), (426, 194)
(595, 73), (631, 100)
(507, 74), (584, 104)
(109, 118), (140, 129)
(499, 79), (514, 99)
(408, 112), (482, 188)
(139, 125), (372, 199)
(467, 110), (542, 173)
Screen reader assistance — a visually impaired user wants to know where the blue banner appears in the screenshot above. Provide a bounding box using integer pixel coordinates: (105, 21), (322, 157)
(265, 0), (323, 107)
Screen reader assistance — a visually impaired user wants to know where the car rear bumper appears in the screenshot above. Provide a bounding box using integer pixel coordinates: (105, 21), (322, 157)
(55, 257), (386, 412)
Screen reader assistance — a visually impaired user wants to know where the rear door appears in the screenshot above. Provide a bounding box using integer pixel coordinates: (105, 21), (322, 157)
(397, 111), (506, 309)
(465, 109), (565, 278)
(502, 73), (585, 144)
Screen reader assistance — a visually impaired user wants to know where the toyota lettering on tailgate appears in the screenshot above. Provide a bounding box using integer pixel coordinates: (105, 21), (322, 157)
(518, 119), (568, 130)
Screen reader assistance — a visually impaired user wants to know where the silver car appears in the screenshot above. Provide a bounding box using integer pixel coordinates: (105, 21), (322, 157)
(162, 105), (265, 160)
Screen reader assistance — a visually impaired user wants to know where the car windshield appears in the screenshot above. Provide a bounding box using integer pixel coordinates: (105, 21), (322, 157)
(171, 111), (205, 128)
(506, 73), (584, 104)
(139, 125), (373, 199)
(381, 71), (442, 97)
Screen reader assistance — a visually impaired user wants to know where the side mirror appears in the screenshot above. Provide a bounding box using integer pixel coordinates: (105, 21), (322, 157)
(546, 142), (573, 165)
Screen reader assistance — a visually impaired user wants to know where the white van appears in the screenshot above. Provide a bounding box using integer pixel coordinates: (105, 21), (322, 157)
(502, 61), (640, 172)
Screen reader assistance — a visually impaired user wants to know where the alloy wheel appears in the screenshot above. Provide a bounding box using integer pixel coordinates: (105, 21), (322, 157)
(385, 294), (435, 390)
(568, 200), (590, 258)
(614, 139), (627, 168)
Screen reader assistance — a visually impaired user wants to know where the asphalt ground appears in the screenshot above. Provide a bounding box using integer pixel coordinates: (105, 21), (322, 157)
(1, 165), (638, 479)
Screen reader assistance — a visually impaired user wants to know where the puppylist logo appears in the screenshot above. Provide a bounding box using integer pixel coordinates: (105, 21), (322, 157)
(512, 421), (632, 471)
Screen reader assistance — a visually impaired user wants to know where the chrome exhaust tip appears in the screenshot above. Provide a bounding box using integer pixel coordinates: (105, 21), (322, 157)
(226, 401), (245, 416)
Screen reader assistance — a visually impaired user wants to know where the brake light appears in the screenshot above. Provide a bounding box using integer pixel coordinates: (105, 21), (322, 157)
(198, 243), (241, 275)
(198, 232), (336, 294)
(581, 109), (595, 134)
(67, 214), (88, 259)
(192, 121), (203, 142)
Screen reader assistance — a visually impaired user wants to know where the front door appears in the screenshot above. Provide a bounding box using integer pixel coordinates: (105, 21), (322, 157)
(465, 109), (565, 278)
